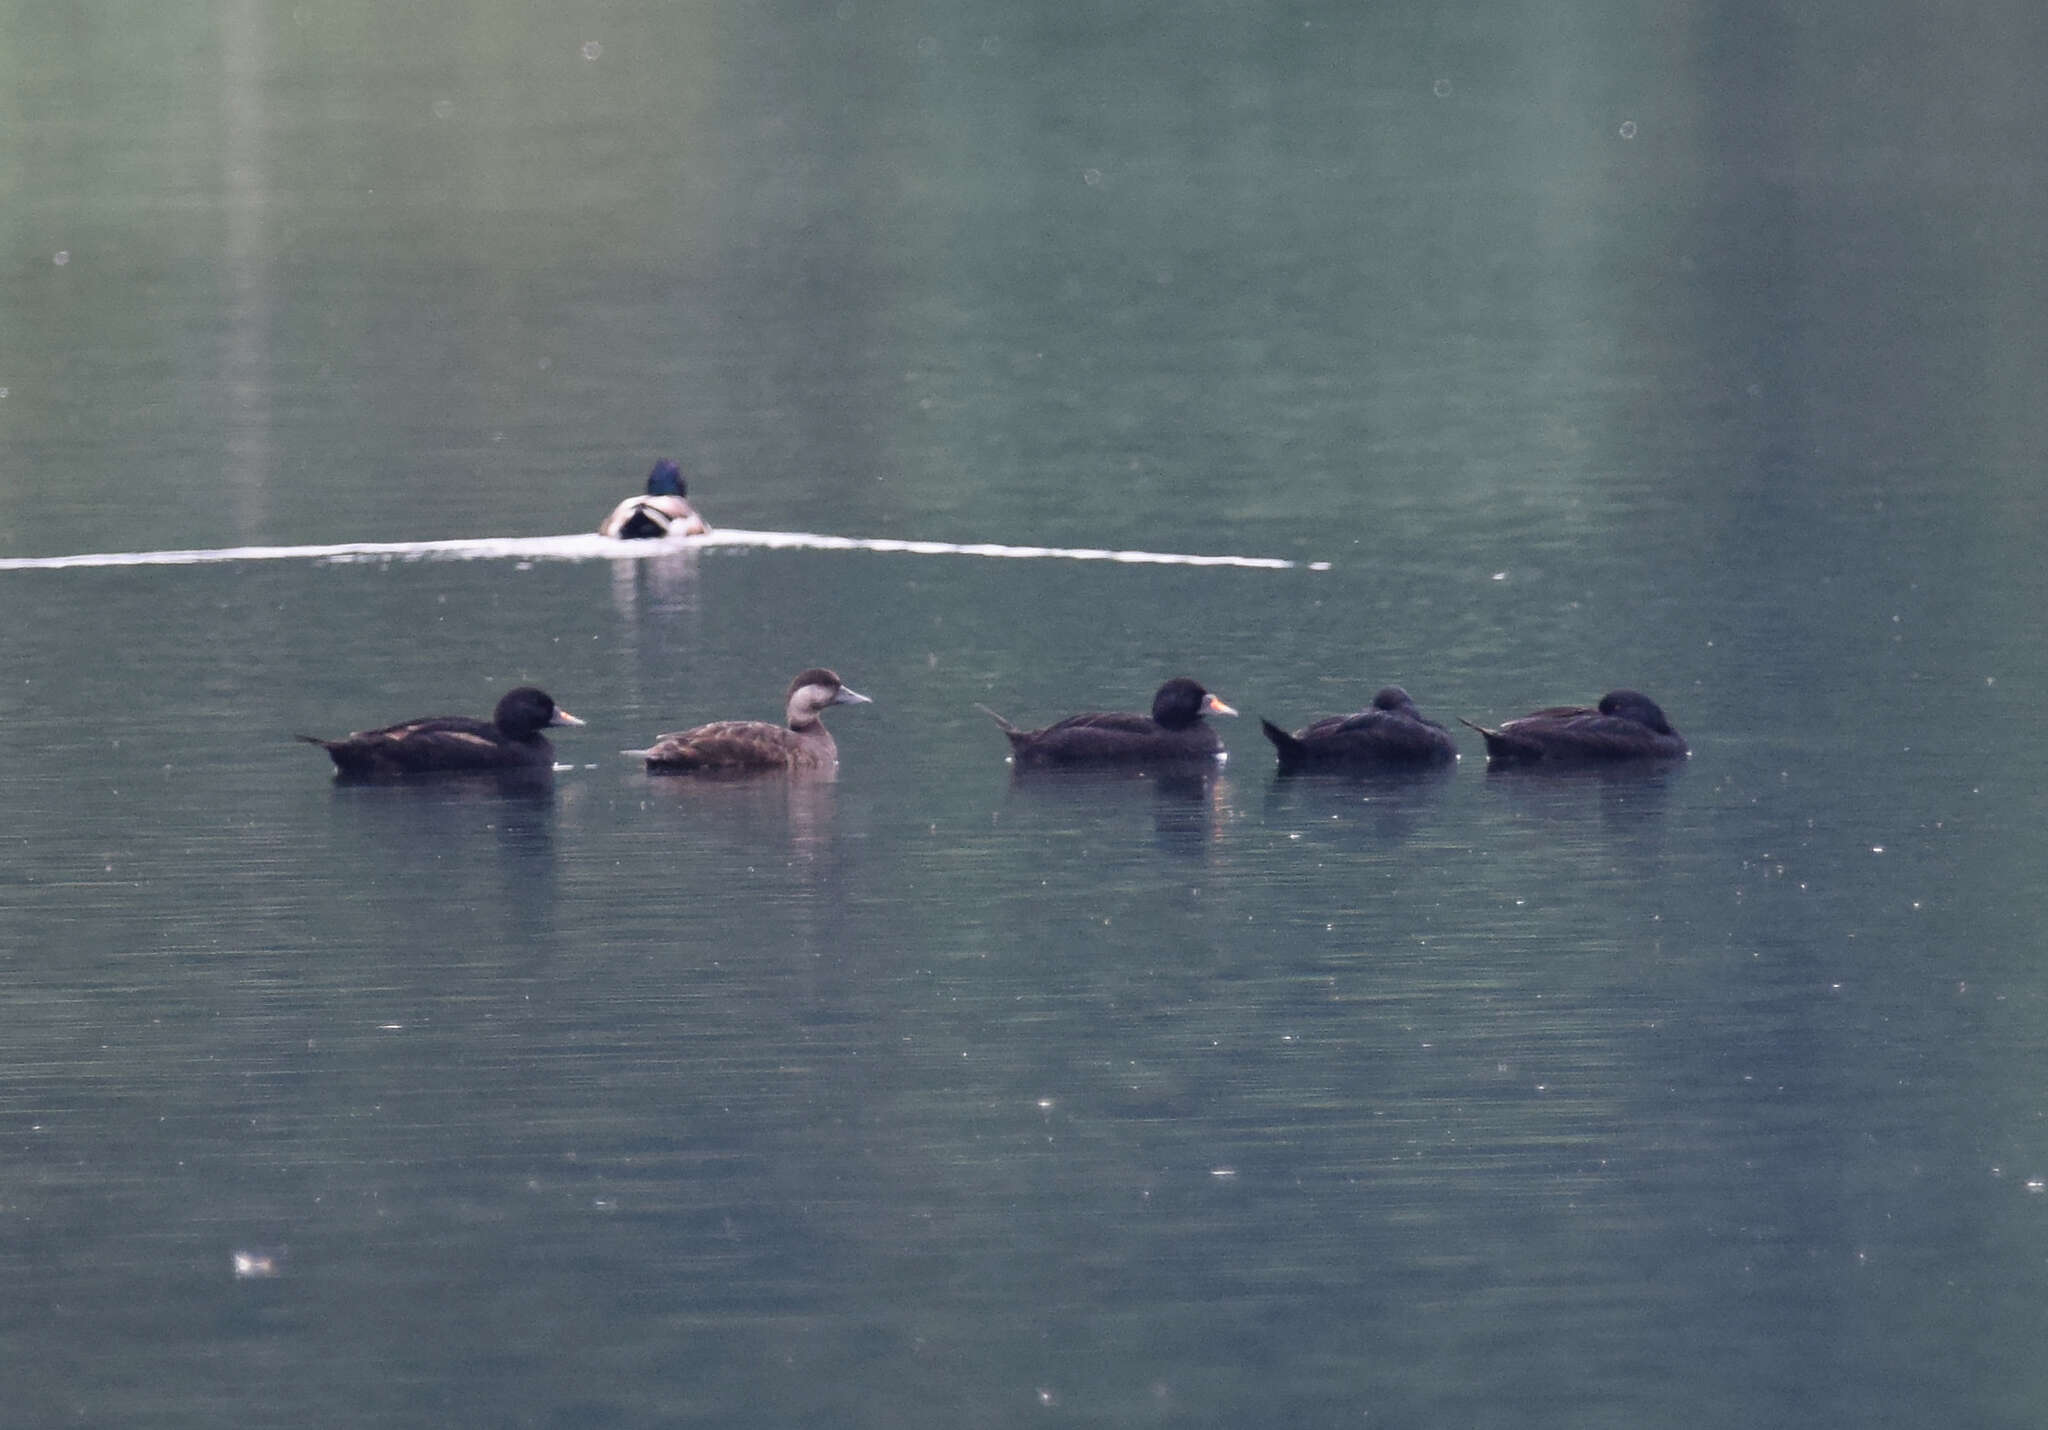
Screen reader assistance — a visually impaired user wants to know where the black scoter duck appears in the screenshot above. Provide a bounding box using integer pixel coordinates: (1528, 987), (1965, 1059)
(1459, 689), (1688, 764)
(627, 668), (871, 773)
(1260, 685), (1458, 770)
(980, 677), (1238, 766)
(299, 686), (584, 777)
(598, 459), (710, 539)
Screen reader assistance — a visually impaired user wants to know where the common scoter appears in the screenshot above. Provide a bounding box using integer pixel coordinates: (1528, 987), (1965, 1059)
(1459, 689), (1687, 764)
(299, 686), (584, 777)
(1260, 685), (1457, 770)
(980, 677), (1238, 766)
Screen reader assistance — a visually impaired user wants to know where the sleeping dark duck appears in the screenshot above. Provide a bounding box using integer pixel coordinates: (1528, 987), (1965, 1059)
(627, 668), (871, 773)
(1459, 689), (1688, 764)
(598, 458), (710, 539)
(299, 686), (584, 777)
(1260, 685), (1458, 771)
(980, 677), (1238, 766)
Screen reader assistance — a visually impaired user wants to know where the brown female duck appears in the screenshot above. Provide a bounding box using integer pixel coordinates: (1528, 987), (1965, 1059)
(298, 686), (584, 777)
(1260, 685), (1457, 770)
(980, 677), (1238, 766)
(1459, 689), (1688, 764)
(627, 668), (871, 773)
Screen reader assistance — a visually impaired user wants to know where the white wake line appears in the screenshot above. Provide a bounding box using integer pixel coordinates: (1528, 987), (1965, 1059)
(0, 527), (1328, 572)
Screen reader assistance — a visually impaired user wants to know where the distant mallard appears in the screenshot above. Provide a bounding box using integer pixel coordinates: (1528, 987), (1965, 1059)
(598, 459), (710, 539)
(1260, 685), (1457, 770)
(1459, 689), (1688, 764)
(627, 669), (871, 774)
(980, 677), (1238, 766)
(298, 686), (584, 777)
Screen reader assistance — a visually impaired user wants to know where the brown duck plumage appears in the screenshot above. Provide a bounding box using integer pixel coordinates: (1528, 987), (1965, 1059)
(628, 668), (871, 773)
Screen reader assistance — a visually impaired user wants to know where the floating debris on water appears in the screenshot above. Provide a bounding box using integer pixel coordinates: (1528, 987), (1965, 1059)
(231, 1248), (284, 1280)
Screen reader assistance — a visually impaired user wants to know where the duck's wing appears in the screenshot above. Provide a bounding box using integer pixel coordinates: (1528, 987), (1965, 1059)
(1550, 712), (1687, 756)
(667, 499), (710, 536)
(1468, 706), (1596, 758)
(1019, 711), (1165, 754)
(1010, 710), (1230, 764)
(1039, 711), (1156, 736)
(1290, 713), (1352, 741)
(993, 709), (1149, 746)
(1268, 710), (1451, 764)
(600, 495), (703, 539)
(599, 496), (662, 538)
(309, 716), (519, 773)
(1325, 710), (1455, 758)
(1309, 710), (1415, 738)
(632, 719), (798, 770)
(1505, 704), (1599, 725)
(1472, 706), (1682, 761)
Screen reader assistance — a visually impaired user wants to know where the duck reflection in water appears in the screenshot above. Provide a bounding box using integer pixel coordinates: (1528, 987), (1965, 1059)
(607, 547), (704, 623)
(319, 770), (562, 949)
(1002, 761), (1233, 856)
(1482, 756), (1682, 854)
(1259, 759), (1454, 843)
(637, 764), (842, 865)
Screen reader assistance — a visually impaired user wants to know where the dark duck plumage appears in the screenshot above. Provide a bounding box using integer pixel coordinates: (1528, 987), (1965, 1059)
(298, 686), (584, 777)
(1260, 685), (1458, 770)
(598, 459), (710, 539)
(980, 677), (1238, 766)
(1459, 689), (1688, 764)
(628, 668), (871, 773)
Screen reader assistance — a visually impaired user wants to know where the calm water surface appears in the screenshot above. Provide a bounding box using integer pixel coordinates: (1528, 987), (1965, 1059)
(6, 2), (2048, 1426)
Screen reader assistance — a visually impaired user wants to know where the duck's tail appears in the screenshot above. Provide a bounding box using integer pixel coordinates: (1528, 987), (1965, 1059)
(1457, 717), (1511, 758)
(295, 733), (354, 774)
(974, 703), (1020, 734)
(1259, 718), (1308, 768)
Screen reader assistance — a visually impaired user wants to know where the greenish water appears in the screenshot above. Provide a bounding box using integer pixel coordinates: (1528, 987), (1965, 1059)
(6, 2), (2048, 1426)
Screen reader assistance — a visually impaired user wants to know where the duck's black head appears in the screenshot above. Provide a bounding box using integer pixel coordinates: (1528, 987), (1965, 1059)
(1152, 677), (1238, 730)
(1371, 686), (1417, 713)
(1597, 689), (1674, 734)
(494, 686), (585, 739)
(645, 459), (687, 498)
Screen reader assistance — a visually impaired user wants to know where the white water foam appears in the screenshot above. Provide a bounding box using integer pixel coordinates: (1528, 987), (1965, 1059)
(0, 527), (1328, 572)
